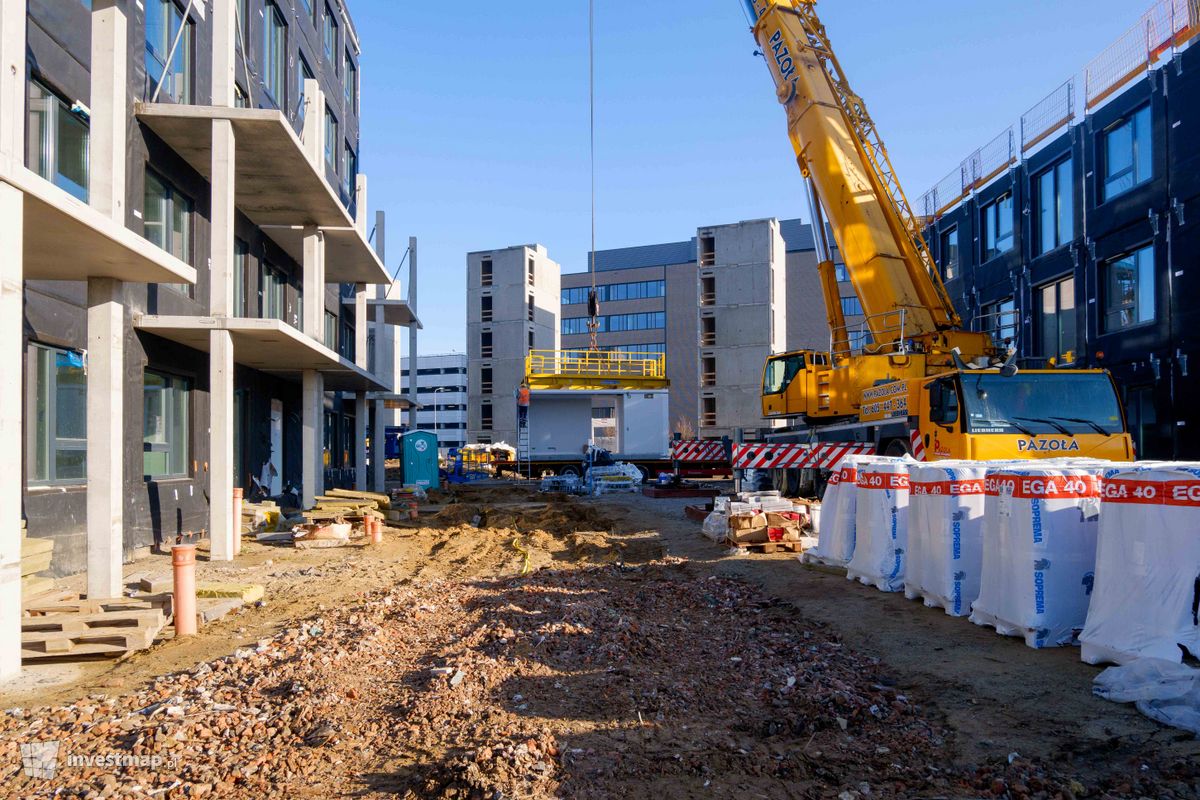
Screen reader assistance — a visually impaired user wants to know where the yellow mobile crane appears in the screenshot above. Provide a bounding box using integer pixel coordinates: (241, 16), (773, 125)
(746, 0), (1133, 461)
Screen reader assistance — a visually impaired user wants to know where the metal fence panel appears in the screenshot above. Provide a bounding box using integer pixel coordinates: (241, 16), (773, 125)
(1086, 18), (1151, 108)
(1021, 80), (1075, 152)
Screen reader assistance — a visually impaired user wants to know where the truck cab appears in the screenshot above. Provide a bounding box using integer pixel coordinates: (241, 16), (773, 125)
(915, 369), (1134, 462)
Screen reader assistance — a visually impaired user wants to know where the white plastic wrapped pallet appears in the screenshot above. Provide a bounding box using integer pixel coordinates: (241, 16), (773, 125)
(1080, 464), (1200, 665)
(905, 463), (988, 616)
(970, 466), (1104, 648)
(846, 458), (911, 592)
(802, 457), (863, 567)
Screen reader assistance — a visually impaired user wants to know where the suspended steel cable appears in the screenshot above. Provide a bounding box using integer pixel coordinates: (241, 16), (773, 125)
(587, 0), (600, 352)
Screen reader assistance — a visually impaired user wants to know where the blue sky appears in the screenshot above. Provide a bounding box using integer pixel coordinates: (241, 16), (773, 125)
(354, 0), (1153, 354)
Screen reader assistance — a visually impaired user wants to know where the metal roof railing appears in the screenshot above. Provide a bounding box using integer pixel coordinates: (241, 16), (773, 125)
(918, 0), (1198, 223)
(525, 349), (666, 382)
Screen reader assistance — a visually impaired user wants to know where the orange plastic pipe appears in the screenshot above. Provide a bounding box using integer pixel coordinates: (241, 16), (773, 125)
(172, 544), (198, 637)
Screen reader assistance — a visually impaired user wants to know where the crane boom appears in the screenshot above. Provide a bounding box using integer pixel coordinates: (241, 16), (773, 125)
(745, 0), (962, 346)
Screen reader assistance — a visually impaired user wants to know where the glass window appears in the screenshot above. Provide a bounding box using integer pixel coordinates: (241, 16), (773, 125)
(1036, 277), (1077, 365)
(939, 226), (959, 279)
(981, 193), (1014, 262)
(840, 296), (863, 317)
(595, 343), (667, 357)
(28, 344), (87, 484)
(145, 0), (192, 103)
(834, 262), (850, 282)
(561, 281), (665, 305)
(298, 0), (313, 18)
(561, 312), (665, 335)
(342, 143), (356, 198)
(324, 311), (338, 349)
(143, 370), (190, 478)
(25, 78), (89, 201)
(323, 3), (339, 67)
(262, 262), (286, 320)
(1103, 105), (1152, 202)
(980, 298), (1017, 348)
(1102, 245), (1156, 333)
(963, 373), (1123, 436)
(297, 54), (314, 125)
(324, 106), (338, 170)
(763, 354), (805, 395)
(1036, 158), (1074, 255)
(234, 238), (249, 316)
(143, 170), (193, 295)
(344, 51), (357, 111)
(262, 2), (287, 105)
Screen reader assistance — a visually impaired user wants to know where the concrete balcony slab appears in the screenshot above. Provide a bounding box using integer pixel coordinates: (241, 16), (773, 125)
(342, 296), (423, 328)
(1, 166), (196, 284)
(135, 315), (389, 392)
(134, 104), (387, 284)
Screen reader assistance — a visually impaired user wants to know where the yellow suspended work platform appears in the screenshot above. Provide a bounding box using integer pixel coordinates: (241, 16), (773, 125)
(525, 349), (669, 391)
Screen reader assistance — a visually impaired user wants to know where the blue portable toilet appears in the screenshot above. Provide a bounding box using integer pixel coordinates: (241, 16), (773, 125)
(401, 430), (439, 488)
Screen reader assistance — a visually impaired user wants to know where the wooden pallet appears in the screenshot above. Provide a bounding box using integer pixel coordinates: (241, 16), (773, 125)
(21, 606), (166, 660)
(732, 539), (804, 554)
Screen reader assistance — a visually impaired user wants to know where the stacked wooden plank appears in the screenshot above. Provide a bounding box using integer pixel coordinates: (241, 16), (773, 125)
(21, 522), (57, 600)
(255, 489), (392, 548)
(304, 489), (388, 523)
(22, 596), (169, 661)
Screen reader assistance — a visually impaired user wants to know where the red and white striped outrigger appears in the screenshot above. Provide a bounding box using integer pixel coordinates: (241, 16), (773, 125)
(670, 439), (729, 463)
(732, 442), (876, 471)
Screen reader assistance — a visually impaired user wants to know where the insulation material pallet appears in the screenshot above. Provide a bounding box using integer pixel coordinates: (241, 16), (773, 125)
(1081, 463), (1200, 665)
(846, 460), (912, 592)
(905, 463), (988, 617)
(970, 466), (1106, 649)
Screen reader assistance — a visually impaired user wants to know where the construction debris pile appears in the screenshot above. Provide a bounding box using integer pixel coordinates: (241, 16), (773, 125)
(702, 490), (815, 552)
(248, 489), (402, 549)
(8, 559), (1196, 798)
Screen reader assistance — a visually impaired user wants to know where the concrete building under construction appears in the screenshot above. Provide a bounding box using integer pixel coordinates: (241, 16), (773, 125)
(1, 0), (417, 681)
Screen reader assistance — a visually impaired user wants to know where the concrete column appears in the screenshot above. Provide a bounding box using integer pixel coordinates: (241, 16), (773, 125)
(208, 330), (235, 560)
(407, 237), (419, 428)
(0, 0), (26, 170)
(372, 211), (387, 492)
(207, 119), (237, 561)
(302, 228), (326, 341)
(210, 120), (236, 317)
(301, 370), (324, 509)
(86, 278), (124, 599)
(211, 0), (237, 107)
(89, 1), (128, 221)
(0, 184), (23, 680)
(301, 80), (325, 170)
(371, 399), (386, 492)
(354, 283), (367, 368)
(355, 393), (368, 491)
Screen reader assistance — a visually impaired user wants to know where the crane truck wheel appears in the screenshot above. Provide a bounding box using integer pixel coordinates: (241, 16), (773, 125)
(883, 439), (911, 458)
(558, 465), (581, 477)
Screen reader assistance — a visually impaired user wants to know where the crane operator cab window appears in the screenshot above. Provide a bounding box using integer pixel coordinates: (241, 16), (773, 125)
(927, 378), (960, 428)
(763, 353), (806, 395)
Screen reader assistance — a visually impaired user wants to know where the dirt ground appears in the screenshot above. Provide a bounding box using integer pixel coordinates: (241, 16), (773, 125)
(1, 486), (1198, 799)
